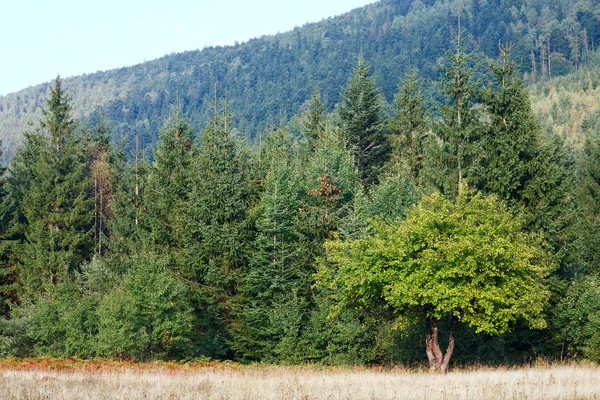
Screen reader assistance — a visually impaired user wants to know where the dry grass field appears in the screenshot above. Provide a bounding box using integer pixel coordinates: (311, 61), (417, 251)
(0, 359), (599, 399)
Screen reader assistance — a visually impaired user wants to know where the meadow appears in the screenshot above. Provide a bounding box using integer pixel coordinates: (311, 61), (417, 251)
(0, 359), (599, 399)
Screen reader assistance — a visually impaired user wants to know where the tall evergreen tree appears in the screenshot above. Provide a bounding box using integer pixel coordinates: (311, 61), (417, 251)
(473, 45), (540, 205)
(338, 58), (390, 189)
(193, 105), (249, 292)
(390, 69), (431, 187)
(433, 33), (481, 198)
(8, 77), (94, 297)
(191, 103), (250, 355)
(302, 87), (327, 148)
(0, 143), (13, 317)
(144, 117), (198, 279)
(233, 129), (306, 361)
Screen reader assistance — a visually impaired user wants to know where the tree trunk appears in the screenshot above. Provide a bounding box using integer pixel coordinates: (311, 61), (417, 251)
(425, 317), (456, 374)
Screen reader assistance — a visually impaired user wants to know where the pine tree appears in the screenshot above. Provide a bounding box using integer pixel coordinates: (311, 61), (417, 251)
(339, 58), (390, 189)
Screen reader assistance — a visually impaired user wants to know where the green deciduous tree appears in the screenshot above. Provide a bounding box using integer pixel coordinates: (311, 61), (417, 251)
(323, 190), (552, 373)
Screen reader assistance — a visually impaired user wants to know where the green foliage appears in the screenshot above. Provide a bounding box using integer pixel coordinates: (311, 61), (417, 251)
(555, 276), (600, 362)
(6, 77), (94, 298)
(433, 38), (481, 198)
(302, 87), (327, 147)
(233, 129), (306, 361)
(144, 117), (198, 278)
(1, 0), (598, 160)
(1, 3), (599, 366)
(96, 252), (194, 361)
(323, 190), (552, 337)
(473, 47), (541, 205)
(389, 69), (432, 187)
(339, 58), (391, 189)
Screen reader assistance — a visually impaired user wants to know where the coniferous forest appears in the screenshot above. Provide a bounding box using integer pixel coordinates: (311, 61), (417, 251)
(1, 0), (600, 372)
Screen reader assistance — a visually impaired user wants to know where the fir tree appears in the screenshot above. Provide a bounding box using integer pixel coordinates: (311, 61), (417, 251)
(433, 32), (481, 198)
(473, 44), (540, 205)
(233, 129), (306, 361)
(8, 77), (94, 297)
(302, 87), (327, 147)
(144, 116), (198, 279)
(390, 69), (431, 188)
(338, 58), (390, 189)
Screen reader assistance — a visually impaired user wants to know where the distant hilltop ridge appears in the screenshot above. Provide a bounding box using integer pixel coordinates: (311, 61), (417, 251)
(1, 0), (598, 160)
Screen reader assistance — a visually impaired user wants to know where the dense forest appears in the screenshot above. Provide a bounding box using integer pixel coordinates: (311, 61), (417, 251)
(1, 0), (600, 162)
(1, 25), (600, 369)
(1, 0), (600, 371)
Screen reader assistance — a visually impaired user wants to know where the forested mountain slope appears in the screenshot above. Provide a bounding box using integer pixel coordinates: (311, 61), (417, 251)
(1, 0), (599, 160)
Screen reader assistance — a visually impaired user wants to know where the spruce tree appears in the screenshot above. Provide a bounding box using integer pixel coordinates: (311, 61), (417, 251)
(144, 117), (197, 279)
(0, 144), (13, 317)
(233, 129), (305, 361)
(473, 45), (540, 204)
(433, 33), (481, 198)
(193, 105), (249, 292)
(390, 69), (431, 188)
(190, 103), (250, 355)
(8, 77), (94, 297)
(339, 58), (390, 189)
(302, 87), (327, 148)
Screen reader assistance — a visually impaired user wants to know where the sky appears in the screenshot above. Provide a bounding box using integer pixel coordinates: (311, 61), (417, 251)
(1, 0), (374, 96)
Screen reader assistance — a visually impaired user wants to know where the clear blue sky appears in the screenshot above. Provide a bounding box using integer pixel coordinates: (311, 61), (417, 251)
(1, 0), (374, 96)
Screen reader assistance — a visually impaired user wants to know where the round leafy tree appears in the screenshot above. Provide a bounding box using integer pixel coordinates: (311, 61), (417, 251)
(322, 190), (552, 373)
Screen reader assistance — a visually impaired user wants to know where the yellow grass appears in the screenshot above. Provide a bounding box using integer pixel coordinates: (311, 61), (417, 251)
(1, 363), (599, 399)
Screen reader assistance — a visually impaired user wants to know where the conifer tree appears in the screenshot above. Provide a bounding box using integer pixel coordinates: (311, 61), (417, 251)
(473, 44), (540, 204)
(8, 77), (94, 297)
(433, 32), (481, 198)
(190, 102), (250, 355)
(339, 58), (390, 189)
(233, 129), (305, 361)
(193, 104), (249, 292)
(85, 117), (113, 256)
(144, 116), (197, 279)
(105, 136), (150, 265)
(302, 87), (327, 147)
(390, 69), (431, 187)
(0, 144), (13, 317)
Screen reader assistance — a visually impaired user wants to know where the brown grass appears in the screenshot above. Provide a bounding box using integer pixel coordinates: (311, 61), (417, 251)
(0, 360), (599, 399)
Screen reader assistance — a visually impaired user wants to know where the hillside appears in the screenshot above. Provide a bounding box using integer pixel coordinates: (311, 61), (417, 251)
(1, 0), (599, 160)
(530, 48), (600, 149)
